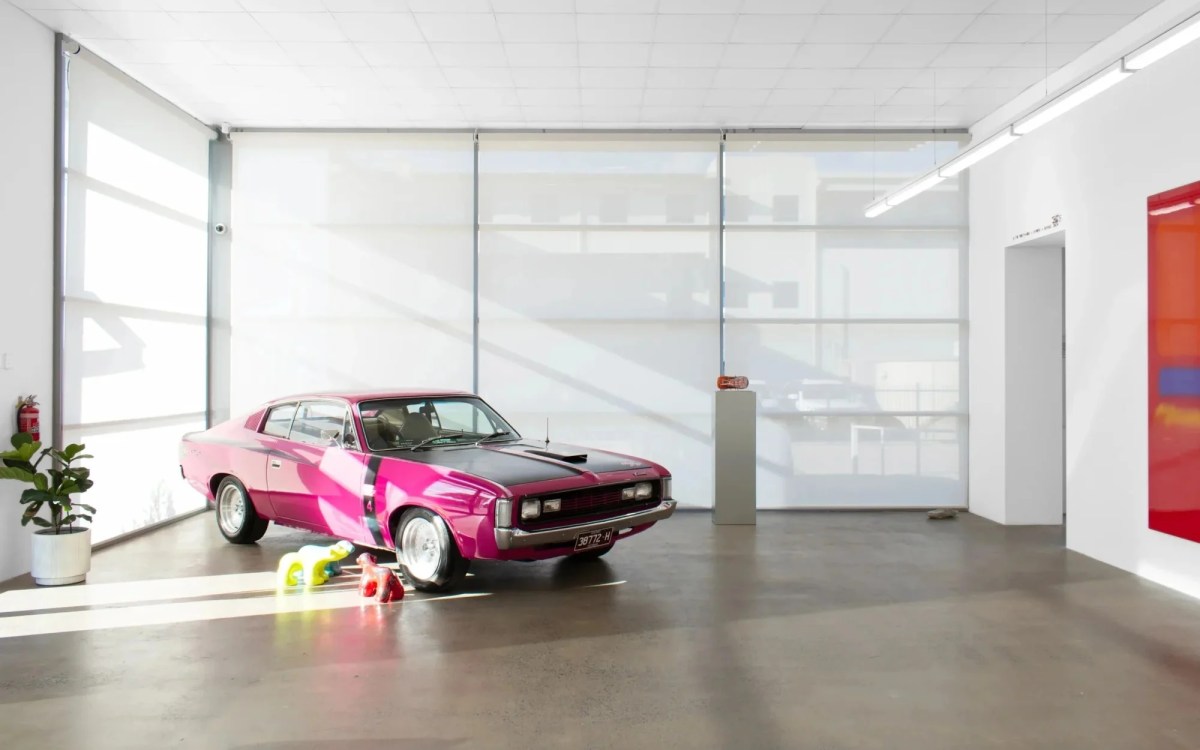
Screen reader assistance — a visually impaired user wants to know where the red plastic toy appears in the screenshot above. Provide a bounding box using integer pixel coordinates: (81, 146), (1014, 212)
(356, 553), (405, 603)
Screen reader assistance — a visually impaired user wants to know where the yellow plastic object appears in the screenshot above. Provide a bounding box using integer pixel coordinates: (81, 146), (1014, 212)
(277, 540), (355, 588)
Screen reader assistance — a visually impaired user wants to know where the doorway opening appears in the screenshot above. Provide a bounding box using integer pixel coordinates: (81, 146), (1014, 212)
(1004, 231), (1066, 525)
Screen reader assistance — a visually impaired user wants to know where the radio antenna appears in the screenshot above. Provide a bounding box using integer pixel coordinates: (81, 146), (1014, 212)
(545, 417), (550, 446)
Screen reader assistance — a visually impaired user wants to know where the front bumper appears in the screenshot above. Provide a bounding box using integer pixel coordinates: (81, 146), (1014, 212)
(495, 500), (677, 550)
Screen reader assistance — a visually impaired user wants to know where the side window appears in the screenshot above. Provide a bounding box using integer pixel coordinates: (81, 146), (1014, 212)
(262, 404), (297, 438)
(290, 402), (351, 447)
(342, 412), (360, 451)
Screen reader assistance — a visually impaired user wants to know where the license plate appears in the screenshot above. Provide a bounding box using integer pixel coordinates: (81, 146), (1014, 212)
(574, 528), (613, 552)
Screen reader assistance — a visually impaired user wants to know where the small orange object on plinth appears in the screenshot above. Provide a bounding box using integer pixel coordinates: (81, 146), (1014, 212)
(717, 375), (749, 390)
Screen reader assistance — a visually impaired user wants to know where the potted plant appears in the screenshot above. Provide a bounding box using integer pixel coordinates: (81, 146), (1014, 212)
(0, 432), (95, 585)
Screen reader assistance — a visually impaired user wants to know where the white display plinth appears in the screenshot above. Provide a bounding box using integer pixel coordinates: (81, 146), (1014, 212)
(713, 389), (757, 525)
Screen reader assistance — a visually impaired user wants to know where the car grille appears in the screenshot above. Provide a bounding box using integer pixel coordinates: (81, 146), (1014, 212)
(518, 483), (659, 530)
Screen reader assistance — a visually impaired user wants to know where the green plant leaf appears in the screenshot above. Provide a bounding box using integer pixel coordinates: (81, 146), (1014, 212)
(0, 466), (37, 483)
(20, 488), (50, 505)
(74, 503), (96, 514)
(33, 472), (48, 491)
(28, 516), (51, 528)
(75, 514), (92, 523)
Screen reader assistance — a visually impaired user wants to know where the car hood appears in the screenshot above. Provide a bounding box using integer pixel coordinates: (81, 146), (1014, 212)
(385, 441), (652, 487)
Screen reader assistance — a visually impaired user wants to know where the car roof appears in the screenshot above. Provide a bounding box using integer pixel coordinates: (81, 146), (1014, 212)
(270, 389), (476, 405)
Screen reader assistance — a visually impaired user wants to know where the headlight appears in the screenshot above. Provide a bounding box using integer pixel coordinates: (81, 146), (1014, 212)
(662, 477), (672, 499)
(621, 486), (635, 500)
(543, 498), (561, 513)
(520, 499), (541, 520)
(634, 482), (653, 499)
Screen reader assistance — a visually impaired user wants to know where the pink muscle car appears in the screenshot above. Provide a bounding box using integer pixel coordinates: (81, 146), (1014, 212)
(179, 390), (676, 592)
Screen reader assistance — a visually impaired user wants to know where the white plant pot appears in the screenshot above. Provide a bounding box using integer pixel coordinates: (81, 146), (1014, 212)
(31, 527), (92, 586)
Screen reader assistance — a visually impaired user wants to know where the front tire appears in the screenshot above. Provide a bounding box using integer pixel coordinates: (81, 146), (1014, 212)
(215, 476), (269, 544)
(395, 508), (469, 593)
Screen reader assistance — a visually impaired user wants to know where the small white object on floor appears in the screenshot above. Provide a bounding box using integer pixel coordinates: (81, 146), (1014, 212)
(927, 508), (959, 520)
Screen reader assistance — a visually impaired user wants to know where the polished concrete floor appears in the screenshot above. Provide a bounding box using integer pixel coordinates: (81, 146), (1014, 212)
(2, 510), (1200, 749)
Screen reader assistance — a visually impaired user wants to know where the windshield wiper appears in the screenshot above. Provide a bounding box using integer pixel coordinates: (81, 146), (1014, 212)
(475, 430), (514, 446)
(407, 435), (460, 451)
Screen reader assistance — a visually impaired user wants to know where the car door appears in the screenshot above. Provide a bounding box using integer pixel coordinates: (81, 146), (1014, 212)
(267, 400), (369, 541)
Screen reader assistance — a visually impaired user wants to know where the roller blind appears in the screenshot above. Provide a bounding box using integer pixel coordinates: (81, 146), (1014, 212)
(62, 51), (214, 543)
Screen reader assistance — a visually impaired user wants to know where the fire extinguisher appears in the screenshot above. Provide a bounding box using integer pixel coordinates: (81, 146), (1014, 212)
(16, 395), (40, 441)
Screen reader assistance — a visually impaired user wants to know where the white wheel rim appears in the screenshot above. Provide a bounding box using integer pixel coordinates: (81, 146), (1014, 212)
(217, 484), (246, 535)
(399, 517), (442, 581)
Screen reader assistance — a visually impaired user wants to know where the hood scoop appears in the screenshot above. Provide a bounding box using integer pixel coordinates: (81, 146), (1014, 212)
(523, 447), (588, 464)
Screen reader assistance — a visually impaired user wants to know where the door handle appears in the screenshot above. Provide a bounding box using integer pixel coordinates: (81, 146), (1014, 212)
(270, 459), (281, 469)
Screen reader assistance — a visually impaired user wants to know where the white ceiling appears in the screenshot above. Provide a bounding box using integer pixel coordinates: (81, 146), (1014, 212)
(9, 0), (1166, 129)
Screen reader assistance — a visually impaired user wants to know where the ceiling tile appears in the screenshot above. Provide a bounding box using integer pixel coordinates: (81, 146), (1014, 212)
(372, 67), (447, 89)
(206, 41), (291, 66)
(580, 67), (647, 88)
(654, 14), (738, 43)
(756, 105), (818, 123)
(518, 88), (580, 106)
(806, 14), (898, 44)
(730, 14), (816, 43)
(1037, 14), (1132, 43)
(833, 0), (910, 12)
(908, 68), (986, 87)
(459, 105), (524, 123)
(810, 105), (877, 123)
(580, 106), (642, 123)
(511, 68), (580, 88)
(906, 0), (995, 11)
(576, 13), (656, 42)
(167, 12), (271, 41)
(156, 0), (242, 9)
(644, 88), (709, 106)
(641, 105), (704, 121)
(721, 43), (798, 68)
(859, 43), (946, 67)
(581, 88), (644, 106)
(252, 12), (345, 42)
(741, 0), (825, 11)
(699, 106), (758, 124)
(575, 0), (651, 12)
(441, 66), (514, 88)
(876, 104), (938, 123)
(415, 13), (500, 42)
(229, 65), (311, 87)
(504, 43), (578, 67)
(645, 67), (717, 88)
(986, 0), (1077, 12)
(334, 13), (424, 42)
(579, 43), (651, 67)
(789, 43), (872, 68)
(958, 13), (1048, 43)
(27, 10), (116, 40)
(886, 87), (962, 105)
(881, 14), (974, 43)
(495, 13), (577, 42)
(970, 66), (1046, 89)
(1002, 41), (1091, 67)
(407, 0), (491, 12)
(844, 67), (924, 88)
(431, 42), (508, 67)
(705, 88), (770, 107)
(489, 0), (575, 12)
(649, 43), (726, 68)
(521, 106), (583, 124)
(1060, 0), (1161, 12)
(241, 0), (323, 10)
(827, 88), (896, 105)
(279, 41), (367, 66)
(122, 39), (220, 64)
(658, 0), (743, 12)
(70, 0), (156, 8)
(303, 66), (381, 88)
(711, 68), (783, 89)
(319, 0), (408, 9)
(353, 42), (437, 66)
(776, 68), (854, 88)
(452, 88), (520, 107)
(765, 88), (834, 105)
(90, 11), (197, 39)
(933, 43), (1025, 67)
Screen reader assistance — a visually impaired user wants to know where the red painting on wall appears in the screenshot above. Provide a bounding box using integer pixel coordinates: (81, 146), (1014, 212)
(1149, 180), (1200, 543)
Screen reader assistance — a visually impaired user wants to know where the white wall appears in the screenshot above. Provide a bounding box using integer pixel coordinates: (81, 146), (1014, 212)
(970, 34), (1200, 598)
(0, 5), (54, 582)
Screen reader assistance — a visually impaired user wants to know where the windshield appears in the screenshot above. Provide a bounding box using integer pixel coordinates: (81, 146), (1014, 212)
(357, 397), (519, 451)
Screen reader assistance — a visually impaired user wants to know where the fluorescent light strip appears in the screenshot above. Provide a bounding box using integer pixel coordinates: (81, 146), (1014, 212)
(887, 172), (945, 207)
(938, 129), (1020, 177)
(864, 10), (1200, 219)
(1013, 66), (1131, 136)
(1128, 13), (1200, 70)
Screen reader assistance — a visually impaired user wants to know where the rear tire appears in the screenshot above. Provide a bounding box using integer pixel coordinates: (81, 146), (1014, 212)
(215, 476), (269, 544)
(395, 508), (469, 593)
